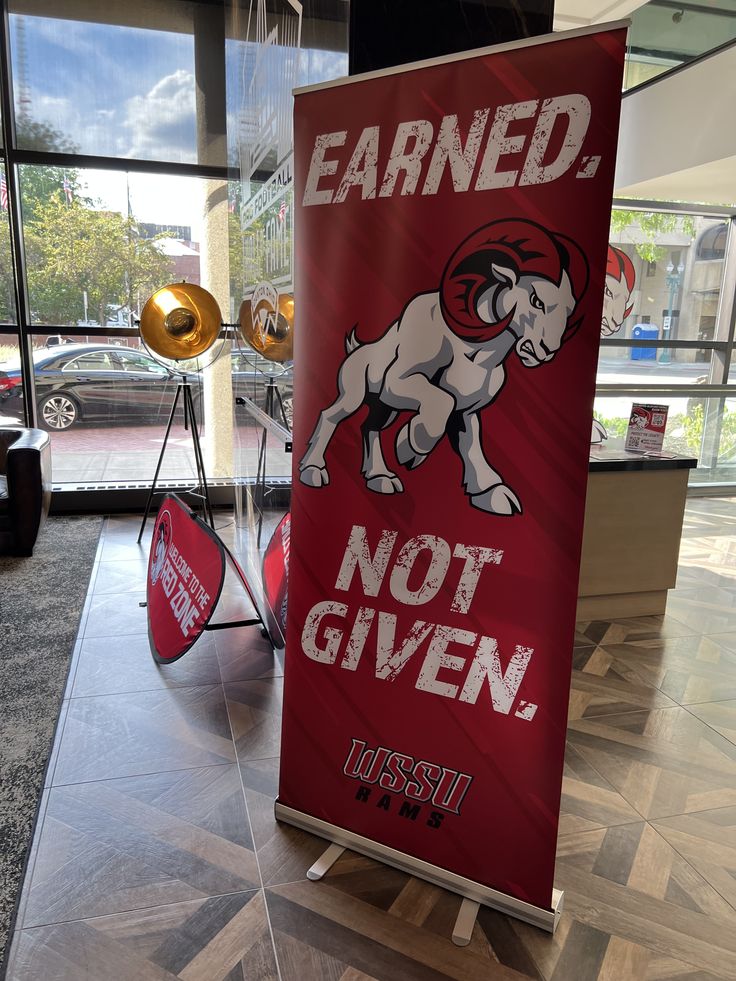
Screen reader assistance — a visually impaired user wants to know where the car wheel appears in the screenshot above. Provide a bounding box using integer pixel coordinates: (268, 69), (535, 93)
(39, 393), (79, 431)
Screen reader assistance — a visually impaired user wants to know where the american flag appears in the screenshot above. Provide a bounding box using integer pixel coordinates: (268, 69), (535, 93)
(0, 173), (7, 211)
(62, 175), (73, 204)
(278, 198), (286, 223)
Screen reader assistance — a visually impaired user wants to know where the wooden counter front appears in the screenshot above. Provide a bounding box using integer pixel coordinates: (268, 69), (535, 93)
(577, 447), (697, 620)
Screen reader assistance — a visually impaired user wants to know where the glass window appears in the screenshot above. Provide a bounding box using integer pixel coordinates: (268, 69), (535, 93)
(8, 7), (215, 165)
(0, 334), (21, 425)
(27, 332), (207, 484)
(600, 215), (730, 385)
(594, 394), (700, 457)
(17, 165), (240, 328)
(594, 393), (736, 487)
(231, 346), (292, 420)
(0, 164), (16, 325)
(697, 223), (728, 261)
(625, 1), (736, 90)
(63, 351), (117, 371)
(11, 159), (238, 485)
(116, 349), (169, 374)
(596, 210), (735, 488)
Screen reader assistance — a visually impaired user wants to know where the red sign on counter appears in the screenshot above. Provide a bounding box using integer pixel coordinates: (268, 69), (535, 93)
(625, 403), (669, 453)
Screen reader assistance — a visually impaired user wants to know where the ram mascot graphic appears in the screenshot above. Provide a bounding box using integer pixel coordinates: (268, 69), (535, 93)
(601, 244), (636, 337)
(592, 244), (636, 443)
(299, 218), (589, 516)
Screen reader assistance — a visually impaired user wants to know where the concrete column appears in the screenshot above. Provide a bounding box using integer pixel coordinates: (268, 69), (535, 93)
(200, 179), (234, 478)
(194, 4), (233, 478)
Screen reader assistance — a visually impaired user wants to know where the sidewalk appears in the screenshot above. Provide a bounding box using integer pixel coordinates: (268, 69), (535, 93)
(29, 422), (292, 486)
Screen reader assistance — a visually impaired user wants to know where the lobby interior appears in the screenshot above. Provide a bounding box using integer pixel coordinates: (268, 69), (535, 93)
(2, 1), (736, 979)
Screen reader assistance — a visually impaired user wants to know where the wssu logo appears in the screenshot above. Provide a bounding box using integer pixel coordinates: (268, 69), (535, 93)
(343, 738), (473, 821)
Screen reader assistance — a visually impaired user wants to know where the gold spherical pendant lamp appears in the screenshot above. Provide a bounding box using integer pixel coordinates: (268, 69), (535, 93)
(140, 282), (222, 361)
(239, 285), (294, 362)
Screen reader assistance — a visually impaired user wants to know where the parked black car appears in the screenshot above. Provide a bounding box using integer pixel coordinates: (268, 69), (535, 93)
(0, 343), (197, 430)
(0, 342), (293, 431)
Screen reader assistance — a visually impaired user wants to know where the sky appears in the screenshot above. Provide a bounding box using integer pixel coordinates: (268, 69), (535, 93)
(10, 12), (348, 231)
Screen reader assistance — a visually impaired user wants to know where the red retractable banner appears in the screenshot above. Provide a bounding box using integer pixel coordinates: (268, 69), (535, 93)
(279, 25), (627, 918)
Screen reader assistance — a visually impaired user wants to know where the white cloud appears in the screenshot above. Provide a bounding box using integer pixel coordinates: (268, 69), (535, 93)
(123, 69), (196, 162)
(21, 85), (124, 155)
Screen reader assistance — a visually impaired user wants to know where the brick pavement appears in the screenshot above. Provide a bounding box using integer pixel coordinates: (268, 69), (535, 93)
(38, 421), (291, 485)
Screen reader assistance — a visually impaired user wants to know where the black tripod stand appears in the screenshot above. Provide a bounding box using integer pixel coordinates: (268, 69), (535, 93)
(137, 376), (214, 543)
(254, 377), (290, 546)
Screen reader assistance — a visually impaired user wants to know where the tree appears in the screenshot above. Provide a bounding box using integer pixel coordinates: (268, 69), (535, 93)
(0, 209), (16, 324)
(229, 209), (244, 310)
(12, 118), (89, 219)
(23, 197), (173, 325)
(610, 209), (696, 263)
(0, 117), (176, 327)
(16, 117), (78, 154)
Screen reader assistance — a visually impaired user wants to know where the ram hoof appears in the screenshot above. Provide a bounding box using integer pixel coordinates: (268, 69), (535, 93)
(366, 474), (404, 494)
(471, 485), (522, 516)
(300, 465), (330, 488)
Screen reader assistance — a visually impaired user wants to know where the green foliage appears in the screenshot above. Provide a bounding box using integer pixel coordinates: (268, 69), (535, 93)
(20, 167), (91, 220)
(23, 197), (173, 325)
(0, 216), (16, 323)
(683, 403), (705, 455)
(8, 119), (90, 219)
(599, 404), (736, 463)
(229, 210), (244, 312)
(683, 402), (736, 460)
(596, 415), (629, 440)
(15, 117), (78, 154)
(0, 117), (174, 326)
(610, 209), (696, 263)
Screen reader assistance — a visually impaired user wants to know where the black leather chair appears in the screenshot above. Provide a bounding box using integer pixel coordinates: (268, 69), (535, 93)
(0, 428), (52, 556)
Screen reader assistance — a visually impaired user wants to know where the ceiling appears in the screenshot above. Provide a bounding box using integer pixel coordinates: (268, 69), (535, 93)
(553, 0), (648, 31)
(614, 39), (736, 205)
(553, 2), (735, 205)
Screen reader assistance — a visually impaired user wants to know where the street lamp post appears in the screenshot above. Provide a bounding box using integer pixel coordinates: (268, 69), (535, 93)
(659, 260), (684, 364)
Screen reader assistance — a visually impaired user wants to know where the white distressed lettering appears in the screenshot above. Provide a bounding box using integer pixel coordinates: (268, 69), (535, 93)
(519, 94), (591, 186)
(475, 100), (538, 190)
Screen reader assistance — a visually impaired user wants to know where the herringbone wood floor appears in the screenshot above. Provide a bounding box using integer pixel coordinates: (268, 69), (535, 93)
(6, 501), (736, 980)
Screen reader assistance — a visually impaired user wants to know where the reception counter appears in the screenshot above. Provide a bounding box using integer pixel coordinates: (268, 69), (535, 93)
(577, 444), (697, 620)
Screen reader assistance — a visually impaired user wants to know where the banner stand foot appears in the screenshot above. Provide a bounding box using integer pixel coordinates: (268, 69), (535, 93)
(307, 843), (345, 881)
(275, 801), (564, 934)
(452, 898), (480, 947)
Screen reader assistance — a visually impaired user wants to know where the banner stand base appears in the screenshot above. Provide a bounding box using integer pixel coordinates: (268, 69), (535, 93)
(452, 898), (481, 947)
(307, 842), (345, 881)
(275, 802), (564, 936)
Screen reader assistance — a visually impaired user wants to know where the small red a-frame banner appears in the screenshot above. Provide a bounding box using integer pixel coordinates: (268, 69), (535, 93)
(147, 494), (226, 663)
(262, 512), (291, 649)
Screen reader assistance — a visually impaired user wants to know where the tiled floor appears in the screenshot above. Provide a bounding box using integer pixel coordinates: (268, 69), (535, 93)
(6, 500), (736, 979)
